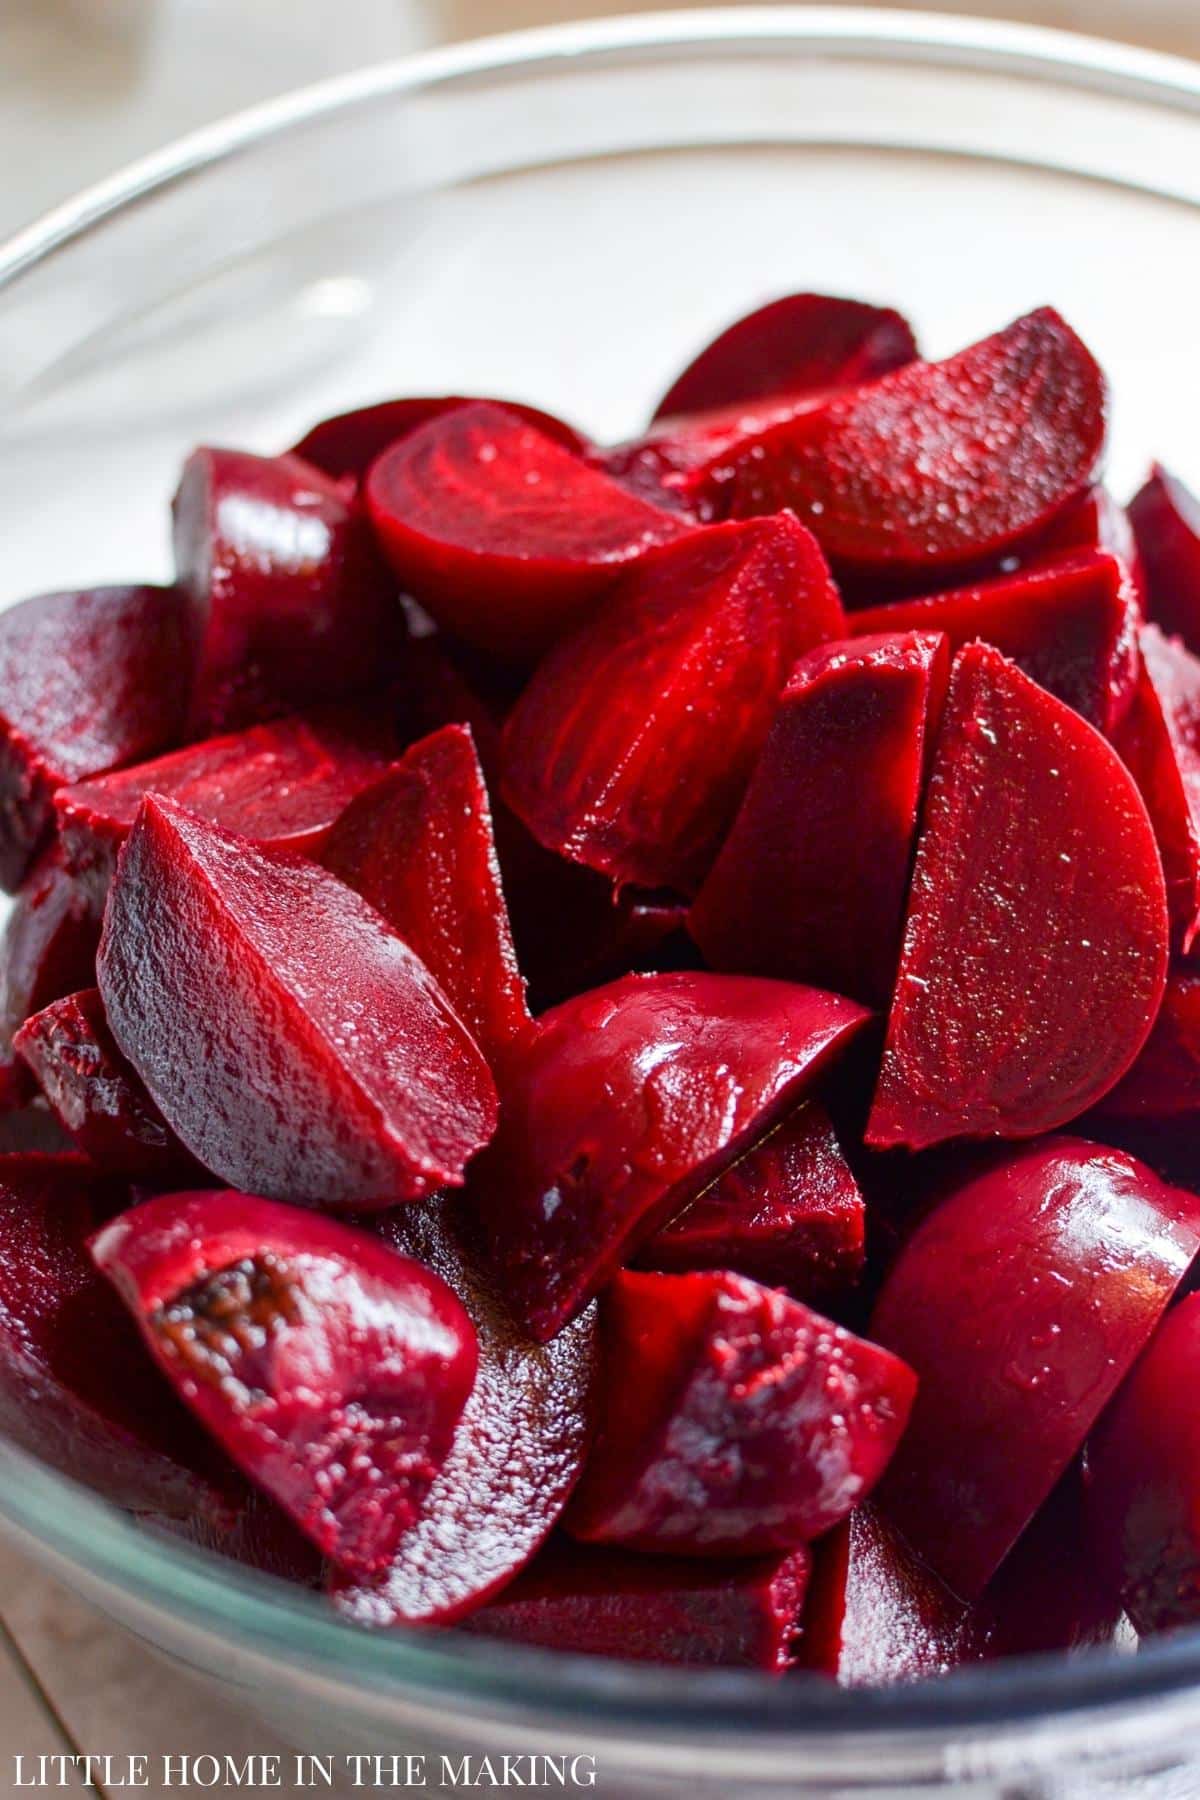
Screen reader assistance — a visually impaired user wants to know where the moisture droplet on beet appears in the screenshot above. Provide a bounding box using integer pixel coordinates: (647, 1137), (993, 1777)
(1129, 465), (1200, 651)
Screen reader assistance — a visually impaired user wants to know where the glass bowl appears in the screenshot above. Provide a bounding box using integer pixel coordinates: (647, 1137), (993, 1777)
(2, 9), (1200, 1792)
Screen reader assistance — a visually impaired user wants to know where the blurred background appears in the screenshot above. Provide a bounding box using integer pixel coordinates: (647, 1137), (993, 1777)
(2, 0), (1198, 242)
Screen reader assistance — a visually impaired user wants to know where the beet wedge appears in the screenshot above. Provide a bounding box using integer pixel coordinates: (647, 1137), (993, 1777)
(91, 1191), (478, 1580)
(293, 396), (584, 483)
(723, 309), (1106, 577)
(870, 1138), (1200, 1598)
(501, 517), (843, 894)
(690, 630), (949, 1006)
(1130, 465), (1200, 650)
(1035, 485), (1144, 590)
(1116, 625), (1200, 952)
(1100, 968), (1200, 1117)
(0, 848), (102, 1048)
(566, 1269), (915, 1555)
(97, 797), (497, 1207)
(330, 1197), (596, 1626)
(365, 401), (686, 661)
(867, 643), (1167, 1150)
(476, 970), (870, 1341)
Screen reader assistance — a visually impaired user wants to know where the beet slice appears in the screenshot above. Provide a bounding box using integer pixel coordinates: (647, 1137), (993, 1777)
(981, 1469), (1129, 1658)
(0, 585), (188, 892)
(869, 1137), (1200, 1598)
(464, 1538), (810, 1670)
(848, 551), (1139, 736)
(637, 1100), (866, 1301)
(91, 1190), (477, 1579)
(56, 707), (399, 898)
(321, 724), (531, 1069)
(867, 643), (1168, 1150)
(1116, 625), (1200, 952)
(365, 402), (686, 662)
(565, 1269), (915, 1555)
(723, 309), (1106, 576)
(14, 989), (195, 1179)
(1036, 485), (1144, 587)
(501, 517), (843, 893)
(0, 848), (102, 1047)
(331, 1198), (596, 1626)
(653, 293), (918, 422)
(476, 970), (870, 1340)
(173, 446), (404, 732)
(293, 397), (584, 483)
(1100, 968), (1200, 1117)
(689, 630), (949, 1006)
(97, 796), (497, 1207)
(1130, 465), (1200, 649)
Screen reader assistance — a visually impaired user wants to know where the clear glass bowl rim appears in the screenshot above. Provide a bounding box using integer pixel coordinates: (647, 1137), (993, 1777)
(3, 3), (1200, 1745)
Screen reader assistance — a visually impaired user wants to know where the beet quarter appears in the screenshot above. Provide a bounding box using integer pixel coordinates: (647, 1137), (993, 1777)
(1116, 625), (1200, 952)
(293, 396), (583, 484)
(1130, 465), (1200, 650)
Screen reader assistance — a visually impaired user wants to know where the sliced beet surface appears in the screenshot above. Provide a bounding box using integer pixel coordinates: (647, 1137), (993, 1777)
(0, 848), (102, 1048)
(1116, 625), (1200, 952)
(870, 1137), (1200, 1598)
(293, 396), (584, 484)
(867, 643), (1168, 1151)
(565, 1268), (915, 1555)
(476, 970), (871, 1341)
(1130, 465), (1200, 650)
(689, 630), (949, 1007)
(365, 402), (686, 662)
(1100, 968), (1200, 1118)
(91, 1190), (478, 1580)
(501, 516), (843, 894)
(96, 796), (497, 1207)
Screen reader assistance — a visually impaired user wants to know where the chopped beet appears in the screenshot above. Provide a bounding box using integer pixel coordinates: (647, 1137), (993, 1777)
(867, 644), (1168, 1150)
(690, 630), (949, 1006)
(637, 1100), (866, 1301)
(501, 517), (842, 893)
(1130, 465), (1200, 650)
(1116, 625), (1200, 952)
(0, 585), (188, 892)
(365, 402), (686, 661)
(330, 1197), (596, 1626)
(476, 971), (870, 1340)
(870, 1137), (1200, 1598)
(565, 1269), (915, 1555)
(1100, 968), (1200, 1117)
(723, 310), (1106, 577)
(91, 1190), (478, 1580)
(981, 1470), (1128, 1658)
(0, 848), (102, 1046)
(848, 552), (1139, 736)
(321, 724), (531, 1069)
(293, 397), (584, 483)
(1035, 485), (1145, 591)
(173, 446), (404, 732)
(97, 797), (497, 1207)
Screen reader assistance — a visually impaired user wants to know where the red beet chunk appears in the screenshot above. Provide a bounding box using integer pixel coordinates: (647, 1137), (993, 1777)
(56, 708), (399, 896)
(566, 1269), (915, 1555)
(501, 517), (843, 893)
(867, 644), (1167, 1150)
(1116, 626), (1200, 952)
(14, 989), (195, 1179)
(91, 1191), (478, 1580)
(173, 447), (404, 732)
(97, 797), (497, 1206)
(477, 971), (870, 1340)
(365, 402), (685, 661)
(638, 1100), (866, 1301)
(321, 724), (531, 1069)
(293, 396), (583, 483)
(981, 1470), (1128, 1658)
(1130, 465), (1200, 649)
(848, 552), (1139, 736)
(0, 585), (188, 892)
(331, 1198), (596, 1626)
(1036, 485), (1145, 588)
(653, 293), (918, 421)
(1101, 969), (1200, 1117)
(870, 1137), (1200, 1598)
(464, 1538), (810, 1670)
(0, 848), (102, 1046)
(690, 630), (949, 1006)
(724, 310), (1106, 577)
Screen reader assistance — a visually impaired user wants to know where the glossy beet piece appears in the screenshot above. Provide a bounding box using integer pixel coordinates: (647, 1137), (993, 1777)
(293, 396), (583, 482)
(173, 447), (403, 732)
(91, 1191), (477, 1579)
(97, 797), (497, 1206)
(566, 1269), (915, 1554)
(56, 708), (398, 897)
(981, 1469), (1129, 1658)
(638, 1100), (866, 1301)
(14, 989), (195, 1179)
(477, 971), (871, 1340)
(331, 1198), (596, 1626)
(0, 849), (101, 1047)
(849, 551), (1139, 736)
(1036, 485), (1144, 587)
(1116, 626), (1200, 952)
(724, 309), (1106, 576)
(867, 644), (1168, 1150)
(1100, 969), (1200, 1118)
(365, 402), (685, 661)
(653, 293), (918, 421)
(501, 517), (843, 893)
(1130, 465), (1200, 649)
(465, 1538), (810, 1670)
(690, 630), (949, 1006)
(0, 585), (188, 891)
(321, 724), (530, 1068)
(870, 1138), (1200, 1598)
